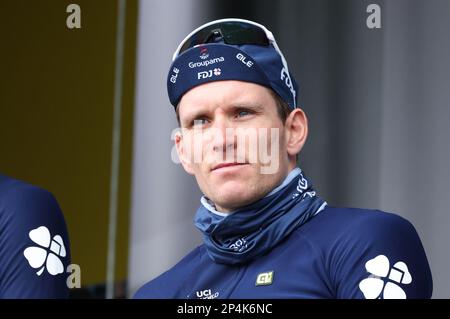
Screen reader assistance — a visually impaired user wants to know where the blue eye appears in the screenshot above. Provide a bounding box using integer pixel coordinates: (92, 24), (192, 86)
(237, 110), (251, 117)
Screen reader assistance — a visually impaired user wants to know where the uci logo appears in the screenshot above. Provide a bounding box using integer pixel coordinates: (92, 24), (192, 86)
(195, 289), (219, 299)
(196, 289), (212, 298)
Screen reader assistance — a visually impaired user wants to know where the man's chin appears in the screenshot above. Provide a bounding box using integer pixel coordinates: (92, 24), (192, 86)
(210, 189), (260, 212)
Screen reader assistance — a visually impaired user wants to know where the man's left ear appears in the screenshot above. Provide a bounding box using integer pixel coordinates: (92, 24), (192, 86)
(285, 108), (308, 156)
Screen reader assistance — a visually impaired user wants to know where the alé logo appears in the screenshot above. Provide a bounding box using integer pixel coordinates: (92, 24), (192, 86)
(23, 226), (67, 276)
(359, 255), (412, 299)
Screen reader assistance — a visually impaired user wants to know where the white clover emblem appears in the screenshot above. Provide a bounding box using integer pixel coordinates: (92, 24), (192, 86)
(359, 255), (412, 299)
(23, 226), (67, 276)
(213, 68), (221, 76)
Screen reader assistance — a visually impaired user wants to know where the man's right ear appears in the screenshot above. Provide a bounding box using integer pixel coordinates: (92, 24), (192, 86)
(175, 131), (195, 175)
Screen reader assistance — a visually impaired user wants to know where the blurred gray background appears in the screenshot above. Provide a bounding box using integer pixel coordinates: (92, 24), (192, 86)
(129, 0), (450, 298)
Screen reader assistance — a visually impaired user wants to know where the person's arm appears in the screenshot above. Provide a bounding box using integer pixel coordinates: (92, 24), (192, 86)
(330, 212), (432, 299)
(0, 184), (71, 298)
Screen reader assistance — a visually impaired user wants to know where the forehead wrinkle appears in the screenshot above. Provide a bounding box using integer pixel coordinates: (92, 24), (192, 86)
(179, 81), (272, 121)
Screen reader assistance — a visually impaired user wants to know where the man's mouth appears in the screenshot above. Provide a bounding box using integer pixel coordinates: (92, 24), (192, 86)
(211, 162), (249, 171)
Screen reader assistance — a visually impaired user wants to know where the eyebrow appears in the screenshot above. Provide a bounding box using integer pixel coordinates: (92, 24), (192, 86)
(181, 102), (265, 127)
(231, 103), (264, 112)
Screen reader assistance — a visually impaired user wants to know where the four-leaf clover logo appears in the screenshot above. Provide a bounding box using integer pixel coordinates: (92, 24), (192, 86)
(359, 255), (412, 299)
(213, 68), (221, 76)
(23, 226), (67, 276)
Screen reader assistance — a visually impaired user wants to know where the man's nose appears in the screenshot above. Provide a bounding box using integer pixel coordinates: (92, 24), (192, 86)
(210, 116), (236, 154)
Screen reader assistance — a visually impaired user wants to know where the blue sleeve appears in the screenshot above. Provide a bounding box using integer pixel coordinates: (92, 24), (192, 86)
(0, 184), (71, 298)
(133, 246), (204, 299)
(329, 212), (432, 299)
(133, 280), (165, 299)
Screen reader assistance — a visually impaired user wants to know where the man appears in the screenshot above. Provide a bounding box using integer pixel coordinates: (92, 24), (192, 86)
(135, 18), (432, 299)
(0, 174), (70, 298)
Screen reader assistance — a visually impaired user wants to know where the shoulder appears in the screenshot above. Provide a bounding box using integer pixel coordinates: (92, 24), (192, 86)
(299, 205), (426, 267)
(0, 175), (68, 241)
(0, 174), (70, 298)
(299, 205), (418, 244)
(133, 245), (205, 299)
(298, 206), (432, 298)
(0, 174), (64, 223)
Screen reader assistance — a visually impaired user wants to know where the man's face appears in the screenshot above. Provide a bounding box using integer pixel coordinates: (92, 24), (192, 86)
(176, 80), (293, 212)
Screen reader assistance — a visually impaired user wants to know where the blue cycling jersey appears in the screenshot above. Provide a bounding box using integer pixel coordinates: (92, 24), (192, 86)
(0, 174), (70, 298)
(135, 206), (432, 299)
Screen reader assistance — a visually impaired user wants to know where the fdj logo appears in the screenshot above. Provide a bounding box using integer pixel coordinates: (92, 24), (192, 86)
(280, 67), (296, 102)
(197, 68), (221, 79)
(256, 271), (274, 286)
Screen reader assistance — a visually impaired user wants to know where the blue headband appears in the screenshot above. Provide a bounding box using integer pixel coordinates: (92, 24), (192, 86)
(167, 41), (299, 110)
